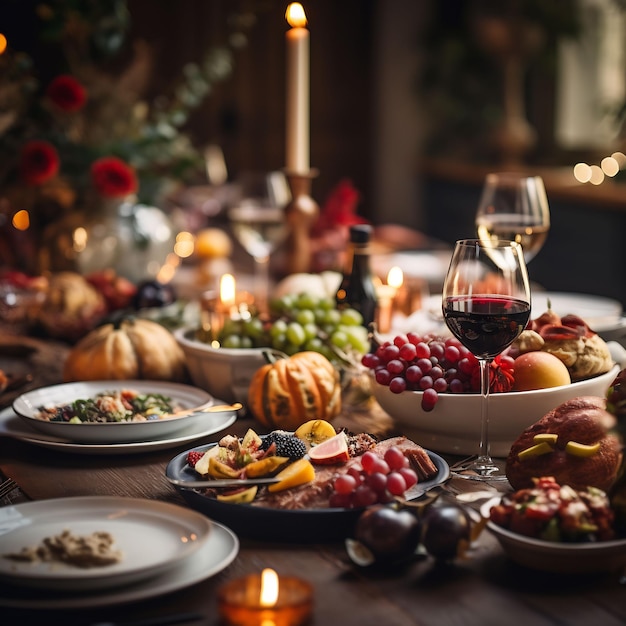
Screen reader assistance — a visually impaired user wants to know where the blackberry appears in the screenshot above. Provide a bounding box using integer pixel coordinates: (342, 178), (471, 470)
(261, 431), (307, 461)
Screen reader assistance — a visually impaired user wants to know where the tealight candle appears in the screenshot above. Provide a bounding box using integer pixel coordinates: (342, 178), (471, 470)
(375, 284), (396, 334)
(218, 568), (313, 626)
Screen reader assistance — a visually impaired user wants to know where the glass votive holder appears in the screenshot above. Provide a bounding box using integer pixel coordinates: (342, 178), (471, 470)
(218, 570), (313, 626)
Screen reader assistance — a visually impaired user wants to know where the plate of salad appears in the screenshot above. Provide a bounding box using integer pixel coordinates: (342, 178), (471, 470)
(12, 380), (239, 444)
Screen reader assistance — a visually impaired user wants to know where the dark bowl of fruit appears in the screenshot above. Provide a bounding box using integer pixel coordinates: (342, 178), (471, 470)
(165, 426), (450, 543)
(480, 476), (626, 574)
(365, 332), (619, 457)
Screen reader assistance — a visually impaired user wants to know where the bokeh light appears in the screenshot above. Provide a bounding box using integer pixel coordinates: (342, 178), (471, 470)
(573, 162), (592, 183)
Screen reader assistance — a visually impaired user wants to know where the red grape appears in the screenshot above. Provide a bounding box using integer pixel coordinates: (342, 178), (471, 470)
(386, 472), (407, 496)
(399, 467), (418, 488)
(389, 377), (407, 394)
(334, 474), (358, 495)
(384, 446), (408, 470)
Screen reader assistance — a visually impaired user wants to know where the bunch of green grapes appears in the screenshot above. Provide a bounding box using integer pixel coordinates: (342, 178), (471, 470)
(218, 293), (370, 364)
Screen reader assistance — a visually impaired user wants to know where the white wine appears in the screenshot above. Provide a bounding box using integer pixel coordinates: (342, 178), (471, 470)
(229, 205), (287, 261)
(476, 214), (549, 262)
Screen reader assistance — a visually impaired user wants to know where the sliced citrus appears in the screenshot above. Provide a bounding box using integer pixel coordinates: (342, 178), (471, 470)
(245, 456), (290, 478)
(216, 486), (258, 503)
(267, 458), (315, 493)
(294, 419), (337, 447)
(307, 432), (350, 465)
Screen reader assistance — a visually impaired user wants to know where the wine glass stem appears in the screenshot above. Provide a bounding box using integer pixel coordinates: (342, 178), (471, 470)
(477, 358), (492, 463)
(254, 254), (270, 316)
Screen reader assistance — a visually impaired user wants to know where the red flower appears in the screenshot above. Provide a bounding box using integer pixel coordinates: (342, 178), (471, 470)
(313, 178), (367, 235)
(19, 140), (60, 185)
(90, 157), (138, 198)
(45, 75), (87, 112)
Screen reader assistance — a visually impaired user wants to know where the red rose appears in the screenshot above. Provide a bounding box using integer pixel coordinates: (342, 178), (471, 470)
(45, 75), (87, 112)
(90, 157), (138, 198)
(19, 140), (60, 186)
(313, 178), (367, 234)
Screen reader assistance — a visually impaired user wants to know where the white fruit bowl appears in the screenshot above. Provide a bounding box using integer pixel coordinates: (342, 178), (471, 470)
(175, 327), (281, 405)
(372, 364), (620, 457)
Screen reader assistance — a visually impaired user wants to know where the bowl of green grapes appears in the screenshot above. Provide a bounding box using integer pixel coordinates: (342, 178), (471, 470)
(175, 293), (371, 404)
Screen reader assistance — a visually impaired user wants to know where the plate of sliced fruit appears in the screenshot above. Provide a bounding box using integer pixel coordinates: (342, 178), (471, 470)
(165, 420), (450, 542)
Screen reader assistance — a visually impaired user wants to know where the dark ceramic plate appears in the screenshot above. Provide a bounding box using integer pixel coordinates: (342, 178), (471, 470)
(165, 442), (450, 542)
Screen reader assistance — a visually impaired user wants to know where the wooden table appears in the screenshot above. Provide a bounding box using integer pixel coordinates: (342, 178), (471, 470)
(1, 336), (625, 626)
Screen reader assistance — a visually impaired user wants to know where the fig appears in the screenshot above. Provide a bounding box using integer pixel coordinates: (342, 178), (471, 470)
(351, 504), (421, 564)
(420, 503), (472, 560)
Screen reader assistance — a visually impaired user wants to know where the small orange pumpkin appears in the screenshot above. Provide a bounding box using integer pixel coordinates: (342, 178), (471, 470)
(63, 317), (187, 383)
(247, 351), (341, 430)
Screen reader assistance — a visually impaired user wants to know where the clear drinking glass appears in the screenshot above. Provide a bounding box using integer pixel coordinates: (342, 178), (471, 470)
(227, 172), (290, 315)
(475, 172), (550, 264)
(442, 239), (531, 481)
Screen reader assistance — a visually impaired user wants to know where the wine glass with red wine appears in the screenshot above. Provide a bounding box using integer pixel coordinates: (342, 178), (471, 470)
(442, 239), (531, 481)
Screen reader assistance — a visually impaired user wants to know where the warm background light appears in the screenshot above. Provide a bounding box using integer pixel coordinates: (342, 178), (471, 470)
(174, 231), (194, 258)
(573, 162), (592, 183)
(0, 34), (7, 55)
(588, 164), (605, 185)
(601, 156), (619, 177)
(386, 266), (403, 289)
(12, 210), (30, 230)
(220, 273), (236, 305)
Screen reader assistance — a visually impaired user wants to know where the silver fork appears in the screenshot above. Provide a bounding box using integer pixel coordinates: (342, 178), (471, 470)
(0, 477), (18, 501)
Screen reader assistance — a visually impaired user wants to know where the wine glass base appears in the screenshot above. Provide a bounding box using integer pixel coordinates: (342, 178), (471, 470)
(450, 457), (509, 482)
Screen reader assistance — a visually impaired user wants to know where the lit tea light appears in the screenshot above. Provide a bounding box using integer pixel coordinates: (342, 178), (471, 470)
(220, 273), (237, 309)
(218, 568), (313, 626)
(375, 274), (396, 334)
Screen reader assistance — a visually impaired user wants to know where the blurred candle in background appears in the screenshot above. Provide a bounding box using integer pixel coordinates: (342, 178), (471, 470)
(220, 273), (236, 308)
(285, 3), (310, 173)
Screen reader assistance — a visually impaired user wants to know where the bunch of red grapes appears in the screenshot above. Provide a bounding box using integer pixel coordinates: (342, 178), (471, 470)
(328, 446), (418, 508)
(361, 332), (515, 411)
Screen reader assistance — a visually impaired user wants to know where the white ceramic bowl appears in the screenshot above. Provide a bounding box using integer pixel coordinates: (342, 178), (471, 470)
(372, 364), (620, 457)
(175, 327), (283, 405)
(480, 498), (626, 574)
(13, 380), (218, 444)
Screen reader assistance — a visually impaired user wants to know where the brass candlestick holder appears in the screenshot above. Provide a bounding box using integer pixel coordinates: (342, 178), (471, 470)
(284, 169), (319, 275)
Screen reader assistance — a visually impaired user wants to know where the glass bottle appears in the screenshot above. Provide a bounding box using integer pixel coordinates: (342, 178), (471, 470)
(336, 224), (378, 326)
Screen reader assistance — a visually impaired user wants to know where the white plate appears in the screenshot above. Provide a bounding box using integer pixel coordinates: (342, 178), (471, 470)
(0, 407), (236, 455)
(530, 292), (623, 331)
(0, 496), (212, 591)
(0, 515), (238, 609)
(423, 291), (623, 332)
(372, 250), (451, 283)
(12, 381), (228, 444)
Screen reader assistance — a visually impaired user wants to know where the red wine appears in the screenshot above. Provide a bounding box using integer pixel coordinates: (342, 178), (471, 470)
(443, 296), (530, 359)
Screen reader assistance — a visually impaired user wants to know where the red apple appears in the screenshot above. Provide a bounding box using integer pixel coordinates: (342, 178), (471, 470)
(513, 351), (571, 391)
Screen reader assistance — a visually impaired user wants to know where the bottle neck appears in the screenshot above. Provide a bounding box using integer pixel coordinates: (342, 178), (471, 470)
(347, 243), (371, 275)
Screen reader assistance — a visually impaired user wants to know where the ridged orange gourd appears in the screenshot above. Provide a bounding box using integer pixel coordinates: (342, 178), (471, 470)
(63, 317), (187, 382)
(247, 351), (341, 430)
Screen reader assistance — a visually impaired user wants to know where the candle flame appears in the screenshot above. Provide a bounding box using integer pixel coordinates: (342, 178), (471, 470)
(220, 274), (236, 306)
(260, 568), (279, 607)
(387, 266), (404, 289)
(286, 3), (307, 28)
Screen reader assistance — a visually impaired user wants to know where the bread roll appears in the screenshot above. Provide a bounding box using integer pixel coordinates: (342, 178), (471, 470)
(506, 396), (622, 491)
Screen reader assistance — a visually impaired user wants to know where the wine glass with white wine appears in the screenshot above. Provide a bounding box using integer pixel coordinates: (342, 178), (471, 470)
(227, 171), (291, 315)
(475, 172), (550, 264)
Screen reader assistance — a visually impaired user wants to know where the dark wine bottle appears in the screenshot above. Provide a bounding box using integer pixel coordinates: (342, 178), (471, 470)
(336, 224), (378, 326)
